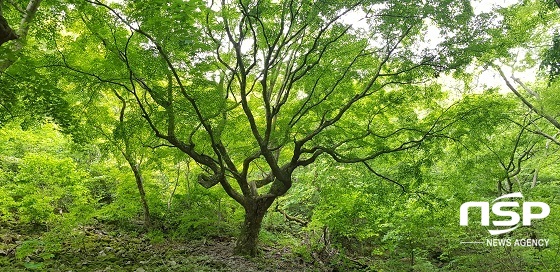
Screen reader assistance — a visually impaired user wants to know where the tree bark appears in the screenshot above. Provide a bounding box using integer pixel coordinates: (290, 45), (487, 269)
(531, 169), (538, 188)
(234, 198), (275, 256)
(0, 15), (18, 46)
(127, 159), (151, 228)
(0, 0), (42, 71)
(497, 68), (560, 131)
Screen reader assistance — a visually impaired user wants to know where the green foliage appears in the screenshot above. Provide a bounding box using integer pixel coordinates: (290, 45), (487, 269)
(0, 123), (88, 225)
(166, 186), (240, 239)
(541, 32), (560, 82)
(1, 0), (560, 270)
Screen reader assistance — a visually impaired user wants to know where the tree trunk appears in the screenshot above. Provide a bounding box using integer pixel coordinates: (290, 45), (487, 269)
(0, 15), (18, 46)
(0, 0), (42, 72)
(234, 198), (274, 256)
(128, 160), (151, 228)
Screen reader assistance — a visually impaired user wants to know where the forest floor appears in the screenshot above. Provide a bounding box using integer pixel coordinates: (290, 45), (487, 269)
(0, 222), (333, 271)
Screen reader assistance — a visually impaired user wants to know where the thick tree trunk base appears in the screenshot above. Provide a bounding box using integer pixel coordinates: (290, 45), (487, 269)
(234, 199), (274, 256)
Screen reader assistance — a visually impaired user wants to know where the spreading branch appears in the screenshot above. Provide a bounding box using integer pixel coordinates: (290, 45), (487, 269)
(496, 66), (560, 131)
(275, 203), (308, 226)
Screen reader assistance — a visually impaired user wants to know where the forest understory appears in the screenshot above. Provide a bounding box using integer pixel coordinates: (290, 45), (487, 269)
(1, 220), (384, 272)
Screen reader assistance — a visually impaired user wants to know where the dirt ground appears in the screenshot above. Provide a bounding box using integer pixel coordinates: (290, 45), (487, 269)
(0, 224), (330, 272)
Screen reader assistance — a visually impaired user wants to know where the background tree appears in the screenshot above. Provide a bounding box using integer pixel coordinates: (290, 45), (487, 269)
(80, 88), (155, 229)
(0, 0), (76, 128)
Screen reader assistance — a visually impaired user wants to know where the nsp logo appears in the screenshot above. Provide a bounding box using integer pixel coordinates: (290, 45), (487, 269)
(460, 192), (550, 235)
